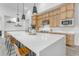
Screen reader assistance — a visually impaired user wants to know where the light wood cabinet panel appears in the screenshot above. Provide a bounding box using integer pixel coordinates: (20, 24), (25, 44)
(60, 6), (66, 12)
(49, 17), (55, 27)
(32, 16), (36, 20)
(49, 11), (53, 17)
(32, 3), (75, 31)
(60, 12), (66, 20)
(39, 15), (43, 19)
(66, 10), (74, 18)
(46, 13), (49, 17)
(43, 13), (49, 20)
(49, 15), (60, 27)
(42, 14), (45, 19)
(37, 16), (41, 19)
(54, 14), (60, 26)
(66, 3), (74, 10)
(32, 15), (38, 26)
(53, 10), (57, 16)
(66, 34), (74, 47)
(32, 19), (36, 25)
(37, 19), (42, 27)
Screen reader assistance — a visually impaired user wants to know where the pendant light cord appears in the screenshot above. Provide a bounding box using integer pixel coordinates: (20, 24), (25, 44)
(16, 3), (20, 22)
(17, 3), (19, 17)
(23, 3), (24, 14)
(22, 3), (25, 20)
(34, 3), (35, 6)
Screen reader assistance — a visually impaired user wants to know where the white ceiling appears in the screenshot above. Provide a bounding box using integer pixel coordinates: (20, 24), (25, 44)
(0, 3), (34, 12)
(0, 3), (61, 17)
(0, 3), (38, 17)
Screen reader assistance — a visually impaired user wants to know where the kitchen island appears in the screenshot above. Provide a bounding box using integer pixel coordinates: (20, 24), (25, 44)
(6, 31), (66, 56)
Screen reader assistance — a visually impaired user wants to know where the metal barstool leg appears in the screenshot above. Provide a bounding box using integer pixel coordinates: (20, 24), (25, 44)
(5, 40), (9, 56)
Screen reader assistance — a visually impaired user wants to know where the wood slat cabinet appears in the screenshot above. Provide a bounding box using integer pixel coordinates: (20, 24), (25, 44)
(66, 3), (75, 18)
(60, 5), (66, 13)
(66, 3), (74, 10)
(49, 15), (60, 27)
(49, 9), (60, 27)
(66, 10), (74, 18)
(32, 15), (38, 26)
(32, 3), (75, 31)
(66, 34), (74, 47)
(37, 18), (42, 28)
(60, 12), (66, 20)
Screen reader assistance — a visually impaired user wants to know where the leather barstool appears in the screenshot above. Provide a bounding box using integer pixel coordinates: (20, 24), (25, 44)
(9, 36), (30, 56)
(18, 47), (30, 56)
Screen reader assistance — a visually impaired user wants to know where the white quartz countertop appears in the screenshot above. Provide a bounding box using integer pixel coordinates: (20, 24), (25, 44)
(7, 31), (65, 54)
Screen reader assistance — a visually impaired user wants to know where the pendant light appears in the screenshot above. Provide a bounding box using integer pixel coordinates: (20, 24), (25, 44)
(15, 3), (22, 27)
(22, 3), (25, 20)
(32, 3), (38, 15)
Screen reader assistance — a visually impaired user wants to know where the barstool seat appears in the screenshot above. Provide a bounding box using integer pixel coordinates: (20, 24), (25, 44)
(10, 36), (16, 45)
(17, 47), (30, 56)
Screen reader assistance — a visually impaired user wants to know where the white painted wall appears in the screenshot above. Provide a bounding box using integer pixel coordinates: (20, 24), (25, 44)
(0, 7), (32, 31)
(0, 16), (2, 30)
(4, 16), (26, 31)
(26, 9), (32, 27)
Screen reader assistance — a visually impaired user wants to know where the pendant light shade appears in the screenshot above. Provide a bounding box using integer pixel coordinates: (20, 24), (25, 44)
(22, 3), (25, 20)
(33, 3), (37, 14)
(17, 17), (20, 22)
(22, 14), (25, 19)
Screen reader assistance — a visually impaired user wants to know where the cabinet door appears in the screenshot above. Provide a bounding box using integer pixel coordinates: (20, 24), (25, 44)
(53, 10), (57, 16)
(66, 3), (74, 10)
(49, 17), (55, 27)
(66, 10), (74, 18)
(32, 19), (36, 25)
(42, 14), (45, 20)
(60, 12), (66, 20)
(32, 16), (37, 25)
(66, 34), (74, 47)
(39, 15), (43, 19)
(55, 14), (60, 27)
(49, 15), (60, 27)
(37, 19), (42, 27)
(49, 11), (53, 17)
(37, 16), (41, 20)
(32, 19), (37, 26)
(60, 5), (66, 12)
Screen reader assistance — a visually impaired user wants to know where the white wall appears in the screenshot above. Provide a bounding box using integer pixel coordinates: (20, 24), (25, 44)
(0, 5), (33, 38)
(0, 6), (33, 31)
(26, 9), (32, 27)
(0, 16), (2, 30)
